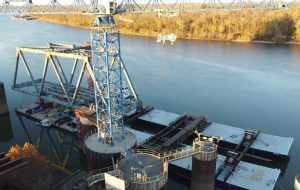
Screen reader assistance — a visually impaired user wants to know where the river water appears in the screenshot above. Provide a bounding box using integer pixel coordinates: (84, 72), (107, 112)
(0, 15), (299, 189)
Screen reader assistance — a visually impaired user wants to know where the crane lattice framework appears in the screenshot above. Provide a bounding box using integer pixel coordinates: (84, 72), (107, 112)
(91, 14), (126, 144)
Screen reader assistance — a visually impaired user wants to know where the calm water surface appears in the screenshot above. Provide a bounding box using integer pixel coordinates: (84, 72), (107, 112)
(0, 15), (299, 189)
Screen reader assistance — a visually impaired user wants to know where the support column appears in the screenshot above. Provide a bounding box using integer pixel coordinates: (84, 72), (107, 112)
(0, 82), (9, 115)
(191, 138), (217, 190)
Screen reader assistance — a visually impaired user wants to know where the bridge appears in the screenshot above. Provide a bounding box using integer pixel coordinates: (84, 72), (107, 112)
(0, 0), (299, 14)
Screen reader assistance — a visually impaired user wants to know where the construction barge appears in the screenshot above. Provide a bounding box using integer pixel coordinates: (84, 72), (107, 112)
(14, 102), (293, 189)
(138, 109), (293, 160)
(129, 128), (280, 190)
(11, 42), (294, 189)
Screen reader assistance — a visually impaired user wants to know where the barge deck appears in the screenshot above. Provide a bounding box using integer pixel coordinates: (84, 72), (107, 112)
(138, 109), (293, 160)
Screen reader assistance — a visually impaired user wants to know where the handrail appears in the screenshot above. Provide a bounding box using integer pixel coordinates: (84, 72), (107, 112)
(87, 139), (217, 186)
(130, 149), (162, 158)
(131, 170), (167, 184)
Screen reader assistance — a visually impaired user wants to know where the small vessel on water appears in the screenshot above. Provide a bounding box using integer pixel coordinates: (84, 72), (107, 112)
(157, 33), (177, 45)
(12, 15), (36, 21)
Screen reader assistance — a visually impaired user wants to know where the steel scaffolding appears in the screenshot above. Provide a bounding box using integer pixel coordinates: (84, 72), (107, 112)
(91, 16), (125, 144)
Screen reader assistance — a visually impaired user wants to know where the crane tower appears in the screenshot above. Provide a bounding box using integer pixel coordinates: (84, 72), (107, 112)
(84, 0), (137, 169)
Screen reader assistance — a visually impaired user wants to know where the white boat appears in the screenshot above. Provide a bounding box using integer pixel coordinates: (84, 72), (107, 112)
(157, 33), (176, 45)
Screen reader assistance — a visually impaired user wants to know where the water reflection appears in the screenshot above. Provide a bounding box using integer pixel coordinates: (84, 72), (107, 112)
(16, 113), (86, 172)
(0, 114), (13, 142)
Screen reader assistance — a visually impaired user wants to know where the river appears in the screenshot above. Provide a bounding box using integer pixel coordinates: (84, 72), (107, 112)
(0, 15), (299, 189)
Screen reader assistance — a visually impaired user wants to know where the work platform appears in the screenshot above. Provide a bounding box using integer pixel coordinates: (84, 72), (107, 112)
(202, 123), (294, 158)
(138, 109), (293, 159)
(128, 128), (281, 190)
(15, 102), (77, 133)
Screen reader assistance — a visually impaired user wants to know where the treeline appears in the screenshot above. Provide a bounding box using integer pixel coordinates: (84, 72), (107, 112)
(34, 9), (300, 43)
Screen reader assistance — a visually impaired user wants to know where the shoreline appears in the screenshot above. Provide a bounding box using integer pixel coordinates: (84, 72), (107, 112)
(35, 17), (300, 46)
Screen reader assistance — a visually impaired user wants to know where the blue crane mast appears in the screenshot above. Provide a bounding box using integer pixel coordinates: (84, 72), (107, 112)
(90, 0), (125, 145)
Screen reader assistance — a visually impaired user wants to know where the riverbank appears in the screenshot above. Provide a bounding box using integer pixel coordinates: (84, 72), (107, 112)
(34, 9), (300, 43)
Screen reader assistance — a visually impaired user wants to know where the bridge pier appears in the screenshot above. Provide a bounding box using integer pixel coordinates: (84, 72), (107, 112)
(191, 138), (217, 190)
(0, 82), (9, 115)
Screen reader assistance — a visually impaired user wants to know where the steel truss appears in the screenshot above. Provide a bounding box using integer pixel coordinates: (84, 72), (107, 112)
(288, 0), (300, 7)
(117, 0), (143, 12)
(172, 0), (191, 12)
(258, 0), (280, 9)
(0, 0), (19, 13)
(45, 0), (65, 12)
(13, 43), (139, 113)
(143, 0), (166, 11)
(201, 0), (224, 10)
(1, 0), (300, 14)
(91, 16), (130, 144)
(19, 0), (39, 13)
(229, 0), (254, 9)
(71, 0), (88, 12)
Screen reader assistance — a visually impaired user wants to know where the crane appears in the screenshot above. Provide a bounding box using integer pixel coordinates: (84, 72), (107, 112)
(90, 0), (126, 145)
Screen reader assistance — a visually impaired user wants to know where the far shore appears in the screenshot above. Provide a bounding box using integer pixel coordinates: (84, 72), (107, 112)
(33, 10), (300, 45)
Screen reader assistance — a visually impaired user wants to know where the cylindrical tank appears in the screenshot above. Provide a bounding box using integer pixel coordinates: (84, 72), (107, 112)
(84, 129), (137, 170)
(0, 82), (9, 115)
(191, 137), (217, 190)
(119, 153), (168, 190)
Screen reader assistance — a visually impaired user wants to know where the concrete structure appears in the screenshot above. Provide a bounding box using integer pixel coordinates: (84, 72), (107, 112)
(0, 82), (8, 115)
(119, 153), (168, 190)
(295, 174), (300, 190)
(191, 137), (217, 190)
(84, 130), (136, 170)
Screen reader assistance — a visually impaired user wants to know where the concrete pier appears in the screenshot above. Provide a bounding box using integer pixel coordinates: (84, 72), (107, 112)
(191, 138), (217, 190)
(0, 82), (8, 115)
(84, 130), (136, 170)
